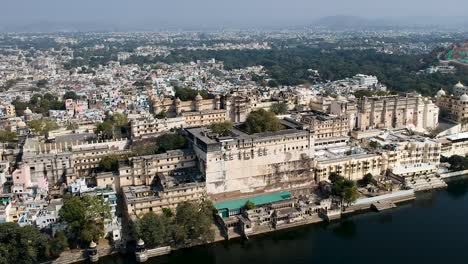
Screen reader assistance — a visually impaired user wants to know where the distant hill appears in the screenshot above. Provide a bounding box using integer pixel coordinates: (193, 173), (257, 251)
(313, 15), (468, 30)
(444, 41), (468, 65)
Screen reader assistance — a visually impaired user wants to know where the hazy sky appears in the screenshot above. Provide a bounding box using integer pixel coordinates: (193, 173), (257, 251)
(1, 0), (468, 28)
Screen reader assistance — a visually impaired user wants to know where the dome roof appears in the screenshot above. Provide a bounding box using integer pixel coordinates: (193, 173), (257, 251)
(460, 94), (468, 102)
(17, 121), (26, 128)
(195, 93), (203, 101)
(455, 81), (464, 88)
(347, 94), (356, 100)
(24, 107), (32, 115)
(137, 239), (145, 246)
(436, 89), (446, 97)
(89, 241), (97, 248)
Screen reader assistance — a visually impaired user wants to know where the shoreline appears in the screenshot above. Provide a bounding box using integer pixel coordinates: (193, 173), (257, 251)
(50, 176), (468, 264)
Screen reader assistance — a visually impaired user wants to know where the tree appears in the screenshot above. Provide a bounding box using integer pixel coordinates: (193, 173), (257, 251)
(267, 80), (279, 87)
(244, 200), (255, 210)
(328, 173), (359, 204)
(174, 87), (211, 101)
(175, 201), (214, 245)
(156, 133), (187, 153)
(36, 79), (48, 88)
(243, 109), (283, 134)
(59, 196), (111, 246)
(155, 110), (168, 119)
(49, 231), (69, 258)
(443, 155), (468, 171)
(0, 223), (52, 263)
(134, 212), (170, 248)
(111, 113), (128, 127)
(358, 173), (374, 187)
(270, 102), (288, 115)
(63, 91), (79, 100)
(0, 130), (17, 143)
(343, 186), (359, 205)
(95, 120), (114, 139)
(28, 119), (59, 136)
(131, 138), (159, 156)
(209, 121), (233, 136)
(368, 141), (379, 149)
(98, 155), (120, 172)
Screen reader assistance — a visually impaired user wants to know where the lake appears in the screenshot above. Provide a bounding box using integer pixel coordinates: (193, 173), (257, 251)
(101, 177), (468, 264)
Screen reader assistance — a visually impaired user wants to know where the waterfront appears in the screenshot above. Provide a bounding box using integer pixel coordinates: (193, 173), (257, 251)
(102, 177), (468, 264)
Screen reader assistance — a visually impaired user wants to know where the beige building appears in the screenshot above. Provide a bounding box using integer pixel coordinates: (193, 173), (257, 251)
(314, 153), (383, 182)
(356, 94), (439, 132)
(122, 173), (206, 219)
(186, 121), (315, 196)
(299, 112), (350, 139)
(435, 88), (468, 129)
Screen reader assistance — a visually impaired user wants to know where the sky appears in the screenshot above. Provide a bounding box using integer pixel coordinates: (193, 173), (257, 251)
(1, 0), (468, 30)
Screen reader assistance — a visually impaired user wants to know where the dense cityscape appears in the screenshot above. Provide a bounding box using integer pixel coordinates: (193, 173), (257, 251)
(1, 9), (468, 264)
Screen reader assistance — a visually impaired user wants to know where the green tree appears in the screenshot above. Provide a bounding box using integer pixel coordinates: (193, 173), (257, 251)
(244, 200), (255, 210)
(243, 109), (283, 134)
(328, 173), (359, 204)
(111, 113), (128, 127)
(134, 212), (170, 248)
(343, 186), (359, 205)
(59, 196), (111, 246)
(49, 231), (69, 258)
(270, 102), (288, 115)
(155, 110), (168, 119)
(156, 133), (187, 153)
(36, 79), (48, 88)
(175, 201), (214, 245)
(63, 91), (79, 100)
(358, 173), (374, 187)
(95, 120), (114, 139)
(442, 155), (468, 171)
(209, 121), (233, 136)
(28, 119), (59, 136)
(368, 141), (379, 149)
(0, 223), (51, 263)
(131, 138), (159, 156)
(174, 87), (211, 101)
(98, 155), (120, 172)
(0, 130), (17, 143)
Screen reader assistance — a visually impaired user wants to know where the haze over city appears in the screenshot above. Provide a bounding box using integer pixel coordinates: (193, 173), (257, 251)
(1, 1), (468, 264)
(1, 0), (468, 31)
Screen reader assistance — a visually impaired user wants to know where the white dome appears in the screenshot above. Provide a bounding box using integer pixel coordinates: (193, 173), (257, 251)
(455, 81), (464, 88)
(24, 107), (32, 115)
(436, 89), (446, 97)
(336, 95), (346, 101)
(460, 94), (468, 102)
(347, 94), (356, 100)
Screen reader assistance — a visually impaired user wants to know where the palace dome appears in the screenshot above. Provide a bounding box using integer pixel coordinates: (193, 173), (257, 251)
(436, 89), (446, 97)
(460, 94), (468, 102)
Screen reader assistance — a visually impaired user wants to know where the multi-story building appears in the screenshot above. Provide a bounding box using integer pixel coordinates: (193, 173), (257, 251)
(186, 120), (315, 196)
(122, 170), (206, 219)
(298, 112), (350, 139)
(451, 81), (468, 96)
(356, 94), (439, 132)
(435, 88), (468, 130)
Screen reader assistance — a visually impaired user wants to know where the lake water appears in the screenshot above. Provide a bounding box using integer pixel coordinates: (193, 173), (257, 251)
(101, 177), (468, 264)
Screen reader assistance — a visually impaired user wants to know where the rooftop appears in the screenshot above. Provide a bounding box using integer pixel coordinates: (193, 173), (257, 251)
(215, 191), (292, 212)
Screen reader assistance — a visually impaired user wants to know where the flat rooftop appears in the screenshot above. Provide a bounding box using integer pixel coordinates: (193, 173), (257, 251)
(215, 191), (292, 212)
(186, 119), (309, 145)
